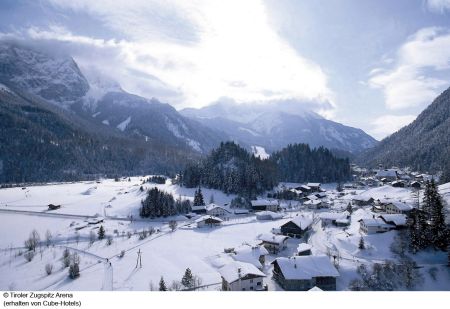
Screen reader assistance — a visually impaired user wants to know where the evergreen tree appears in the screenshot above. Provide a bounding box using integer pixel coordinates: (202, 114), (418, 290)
(428, 180), (448, 250)
(358, 237), (365, 250)
(346, 203), (353, 214)
(193, 187), (205, 206)
(181, 268), (195, 289)
(98, 225), (105, 240)
(159, 277), (167, 291)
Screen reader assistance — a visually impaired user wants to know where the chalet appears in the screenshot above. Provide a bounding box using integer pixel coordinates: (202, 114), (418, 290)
(234, 209), (250, 215)
(296, 243), (312, 256)
(232, 244), (269, 269)
(319, 211), (350, 227)
(255, 211), (283, 221)
(379, 214), (407, 229)
(206, 203), (230, 217)
(296, 185), (311, 194)
(280, 215), (313, 238)
(47, 204), (61, 210)
(251, 199), (279, 212)
(391, 180), (405, 188)
(315, 192), (327, 199)
(195, 215), (223, 228)
(258, 233), (289, 253)
(191, 205), (207, 215)
(272, 256), (339, 291)
(358, 218), (394, 234)
(219, 261), (266, 291)
(351, 196), (374, 206)
(385, 201), (413, 215)
(304, 199), (326, 209)
(375, 169), (398, 181)
(306, 183), (321, 192)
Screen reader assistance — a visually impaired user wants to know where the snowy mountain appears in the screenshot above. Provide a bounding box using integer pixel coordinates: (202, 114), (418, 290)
(0, 42), (224, 153)
(181, 100), (378, 153)
(357, 86), (450, 174)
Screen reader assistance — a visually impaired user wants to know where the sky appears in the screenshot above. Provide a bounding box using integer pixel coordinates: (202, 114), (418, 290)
(1, 0), (450, 139)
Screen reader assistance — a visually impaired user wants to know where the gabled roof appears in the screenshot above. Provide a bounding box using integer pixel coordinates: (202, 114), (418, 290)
(376, 169), (398, 178)
(285, 216), (313, 230)
(272, 256), (339, 280)
(195, 215), (223, 223)
(218, 261), (265, 283)
(297, 243), (312, 253)
(318, 211), (349, 221)
(258, 233), (289, 245)
(255, 211), (283, 220)
(388, 201), (413, 211)
(358, 218), (391, 227)
(191, 205), (207, 211)
(251, 199), (279, 207)
(379, 214), (407, 226)
(206, 203), (230, 213)
(233, 244), (269, 268)
(307, 183), (321, 187)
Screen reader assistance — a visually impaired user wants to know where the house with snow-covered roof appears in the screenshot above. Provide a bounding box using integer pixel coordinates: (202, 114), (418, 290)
(379, 214), (408, 228)
(251, 199), (279, 212)
(218, 261), (266, 291)
(232, 243), (269, 269)
(195, 215), (223, 228)
(296, 243), (312, 256)
(375, 169), (398, 181)
(358, 218), (394, 234)
(306, 183), (321, 192)
(385, 201), (413, 215)
(191, 205), (207, 214)
(205, 203), (230, 217)
(258, 233), (289, 253)
(272, 256), (339, 291)
(280, 215), (313, 238)
(255, 211), (283, 221)
(318, 211), (350, 227)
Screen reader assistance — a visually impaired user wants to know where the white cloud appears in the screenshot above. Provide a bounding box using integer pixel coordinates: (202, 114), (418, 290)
(370, 114), (416, 139)
(369, 27), (450, 110)
(35, 0), (334, 111)
(426, 0), (450, 13)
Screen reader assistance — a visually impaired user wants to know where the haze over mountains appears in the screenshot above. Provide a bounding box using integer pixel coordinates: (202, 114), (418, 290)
(7, 40), (450, 183)
(181, 100), (378, 153)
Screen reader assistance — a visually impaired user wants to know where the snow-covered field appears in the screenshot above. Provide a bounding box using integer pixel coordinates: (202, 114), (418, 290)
(0, 179), (449, 291)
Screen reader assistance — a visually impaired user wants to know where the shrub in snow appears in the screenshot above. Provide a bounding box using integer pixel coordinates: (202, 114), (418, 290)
(358, 237), (365, 250)
(127, 231), (132, 239)
(45, 230), (53, 247)
(69, 263), (80, 279)
(62, 248), (71, 268)
(98, 225), (105, 240)
(45, 263), (53, 275)
(159, 277), (167, 291)
(24, 230), (40, 252)
(138, 229), (148, 240)
(106, 237), (113, 246)
(24, 251), (34, 262)
(169, 220), (177, 232)
(119, 250), (125, 258)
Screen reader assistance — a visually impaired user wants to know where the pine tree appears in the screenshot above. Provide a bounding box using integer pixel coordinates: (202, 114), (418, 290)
(193, 187), (205, 206)
(358, 237), (365, 250)
(346, 203), (353, 214)
(181, 268), (194, 289)
(98, 225), (105, 240)
(159, 276), (167, 291)
(428, 180), (448, 250)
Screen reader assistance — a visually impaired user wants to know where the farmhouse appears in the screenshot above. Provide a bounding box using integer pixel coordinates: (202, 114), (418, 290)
(296, 243), (312, 256)
(280, 215), (313, 238)
(272, 256), (339, 291)
(385, 201), (413, 214)
(358, 218), (394, 234)
(351, 196), (374, 206)
(251, 199), (279, 212)
(195, 215), (223, 228)
(258, 233), (289, 254)
(255, 211), (283, 221)
(191, 205), (207, 215)
(306, 183), (321, 192)
(391, 180), (405, 188)
(232, 244), (269, 269)
(410, 181), (421, 189)
(206, 203), (230, 217)
(296, 185), (311, 194)
(319, 211), (350, 227)
(219, 261), (266, 291)
(375, 169), (398, 181)
(379, 214), (408, 229)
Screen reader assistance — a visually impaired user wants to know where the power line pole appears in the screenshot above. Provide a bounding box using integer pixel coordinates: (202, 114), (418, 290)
(136, 249), (142, 268)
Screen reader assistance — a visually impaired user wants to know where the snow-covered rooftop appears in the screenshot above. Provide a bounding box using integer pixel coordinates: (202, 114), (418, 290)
(297, 243), (312, 253)
(233, 244), (269, 268)
(307, 183), (321, 187)
(258, 233), (289, 245)
(255, 211), (283, 220)
(388, 201), (413, 211)
(376, 169), (398, 178)
(318, 211), (349, 221)
(288, 215), (313, 230)
(218, 261), (265, 283)
(206, 203), (229, 212)
(273, 256), (339, 280)
(195, 215), (223, 223)
(379, 214), (407, 226)
(251, 199), (279, 206)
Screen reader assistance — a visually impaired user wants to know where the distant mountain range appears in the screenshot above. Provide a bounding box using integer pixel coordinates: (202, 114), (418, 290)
(181, 100), (378, 153)
(357, 86), (450, 174)
(0, 41), (380, 182)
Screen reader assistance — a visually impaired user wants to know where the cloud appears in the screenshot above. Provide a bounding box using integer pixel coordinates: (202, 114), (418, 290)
(369, 114), (417, 139)
(426, 0), (450, 13)
(18, 0), (334, 111)
(369, 27), (450, 110)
